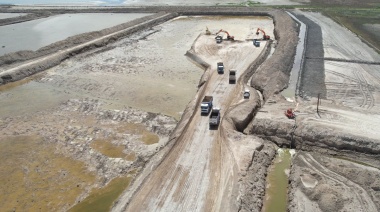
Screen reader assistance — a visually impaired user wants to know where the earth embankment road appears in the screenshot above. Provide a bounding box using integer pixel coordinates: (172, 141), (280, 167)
(120, 35), (268, 211)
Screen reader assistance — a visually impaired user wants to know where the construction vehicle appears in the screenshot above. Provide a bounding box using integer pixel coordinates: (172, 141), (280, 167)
(243, 89), (250, 99)
(215, 35), (223, 43)
(206, 27), (211, 35)
(285, 103), (299, 119)
(201, 96), (213, 115)
(229, 70), (237, 84)
(256, 28), (270, 40)
(217, 62), (224, 74)
(215, 29), (235, 41)
(253, 39), (260, 47)
(209, 108), (221, 128)
(285, 108), (295, 119)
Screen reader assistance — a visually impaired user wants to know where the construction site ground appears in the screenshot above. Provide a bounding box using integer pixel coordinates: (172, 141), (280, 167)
(0, 5), (380, 212)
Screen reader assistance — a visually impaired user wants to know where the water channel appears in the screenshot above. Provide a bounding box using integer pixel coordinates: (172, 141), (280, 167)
(263, 148), (294, 212)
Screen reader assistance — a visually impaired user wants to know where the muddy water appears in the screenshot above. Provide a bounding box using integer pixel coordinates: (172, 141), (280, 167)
(263, 148), (294, 212)
(0, 13), (151, 56)
(281, 12), (306, 100)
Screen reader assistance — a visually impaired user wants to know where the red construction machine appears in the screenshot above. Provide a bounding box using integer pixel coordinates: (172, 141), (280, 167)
(215, 29), (235, 41)
(256, 28), (270, 40)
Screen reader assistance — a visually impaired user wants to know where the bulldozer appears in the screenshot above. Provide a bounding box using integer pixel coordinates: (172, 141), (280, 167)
(256, 28), (270, 40)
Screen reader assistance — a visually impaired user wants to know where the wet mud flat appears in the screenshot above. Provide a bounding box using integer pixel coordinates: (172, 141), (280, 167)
(0, 98), (177, 211)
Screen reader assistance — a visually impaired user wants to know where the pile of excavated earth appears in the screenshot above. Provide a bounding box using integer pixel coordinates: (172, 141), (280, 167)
(0, 5), (379, 212)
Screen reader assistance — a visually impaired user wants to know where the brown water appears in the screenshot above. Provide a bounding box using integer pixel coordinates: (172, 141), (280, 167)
(262, 149), (294, 212)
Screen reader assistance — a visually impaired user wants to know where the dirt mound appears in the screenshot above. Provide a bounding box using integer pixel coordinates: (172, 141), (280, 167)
(238, 142), (276, 212)
(226, 88), (261, 132)
(250, 10), (298, 101)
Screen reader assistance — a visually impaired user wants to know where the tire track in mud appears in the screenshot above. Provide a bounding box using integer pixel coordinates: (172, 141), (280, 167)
(299, 153), (378, 212)
(325, 61), (375, 110)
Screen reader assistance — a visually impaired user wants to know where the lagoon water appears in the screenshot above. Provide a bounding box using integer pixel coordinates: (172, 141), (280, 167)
(0, 13), (150, 55)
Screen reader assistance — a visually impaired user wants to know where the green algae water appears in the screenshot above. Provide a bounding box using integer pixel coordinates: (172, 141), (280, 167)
(69, 176), (132, 212)
(263, 148), (293, 212)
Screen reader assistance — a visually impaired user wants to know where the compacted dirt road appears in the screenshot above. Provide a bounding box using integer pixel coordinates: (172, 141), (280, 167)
(120, 32), (270, 211)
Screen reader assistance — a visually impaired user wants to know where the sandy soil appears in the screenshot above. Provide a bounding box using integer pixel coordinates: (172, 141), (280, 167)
(304, 12), (380, 62)
(115, 21), (274, 211)
(289, 152), (380, 212)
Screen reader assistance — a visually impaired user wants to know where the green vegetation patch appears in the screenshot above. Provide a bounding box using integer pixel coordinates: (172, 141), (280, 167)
(117, 122), (159, 145)
(69, 176), (132, 212)
(90, 139), (128, 158)
(0, 135), (96, 211)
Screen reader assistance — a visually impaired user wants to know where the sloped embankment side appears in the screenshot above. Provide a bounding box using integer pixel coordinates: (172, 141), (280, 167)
(250, 11), (298, 101)
(0, 12), (177, 85)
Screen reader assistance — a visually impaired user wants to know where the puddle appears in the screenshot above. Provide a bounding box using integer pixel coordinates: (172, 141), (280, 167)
(0, 135), (96, 211)
(262, 148), (293, 212)
(69, 176), (133, 212)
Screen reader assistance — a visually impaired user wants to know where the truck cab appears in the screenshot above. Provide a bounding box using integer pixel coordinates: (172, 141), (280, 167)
(243, 89), (250, 99)
(253, 39), (260, 47)
(215, 35), (223, 44)
(209, 108), (221, 129)
(217, 62), (224, 74)
(200, 96), (213, 115)
(229, 70), (237, 84)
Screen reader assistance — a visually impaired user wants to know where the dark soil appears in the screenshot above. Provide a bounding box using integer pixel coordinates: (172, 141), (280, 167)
(294, 13), (326, 99)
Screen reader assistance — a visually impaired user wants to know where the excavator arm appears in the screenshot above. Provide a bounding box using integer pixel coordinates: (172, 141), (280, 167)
(215, 29), (235, 41)
(256, 28), (270, 40)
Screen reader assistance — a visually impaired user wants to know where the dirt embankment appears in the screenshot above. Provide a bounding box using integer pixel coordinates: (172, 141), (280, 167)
(250, 11), (298, 101)
(221, 10), (299, 212)
(0, 12), (177, 84)
(0, 12), (51, 26)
